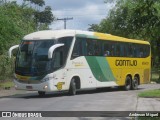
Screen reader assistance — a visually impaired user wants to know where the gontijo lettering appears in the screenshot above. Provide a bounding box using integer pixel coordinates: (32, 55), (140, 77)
(115, 60), (137, 66)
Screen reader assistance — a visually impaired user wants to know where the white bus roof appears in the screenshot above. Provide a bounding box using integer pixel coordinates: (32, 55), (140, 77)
(23, 29), (149, 45)
(23, 30), (93, 40)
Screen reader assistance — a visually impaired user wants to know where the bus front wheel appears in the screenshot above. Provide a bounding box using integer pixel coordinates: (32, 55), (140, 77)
(69, 78), (76, 95)
(124, 76), (132, 91)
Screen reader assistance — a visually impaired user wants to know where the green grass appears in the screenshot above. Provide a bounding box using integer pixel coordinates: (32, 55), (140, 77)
(151, 73), (159, 81)
(0, 81), (14, 89)
(151, 71), (160, 83)
(138, 89), (160, 98)
(139, 70), (160, 98)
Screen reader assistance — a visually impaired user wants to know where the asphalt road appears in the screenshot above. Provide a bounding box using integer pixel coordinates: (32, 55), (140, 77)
(0, 84), (159, 120)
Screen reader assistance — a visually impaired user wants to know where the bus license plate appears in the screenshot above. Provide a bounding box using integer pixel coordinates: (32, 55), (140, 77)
(26, 86), (32, 90)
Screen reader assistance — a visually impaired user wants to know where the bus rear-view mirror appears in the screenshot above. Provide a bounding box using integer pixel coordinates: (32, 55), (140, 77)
(8, 45), (19, 58)
(48, 44), (64, 59)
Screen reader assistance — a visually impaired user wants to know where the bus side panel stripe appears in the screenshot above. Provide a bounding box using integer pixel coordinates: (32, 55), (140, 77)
(96, 57), (115, 81)
(85, 56), (115, 82)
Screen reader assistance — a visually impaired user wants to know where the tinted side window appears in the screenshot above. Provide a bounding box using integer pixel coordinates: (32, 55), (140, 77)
(136, 44), (150, 58)
(86, 39), (102, 56)
(71, 38), (83, 59)
(71, 37), (88, 59)
(58, 37), (73, 53)
(115, 42), (121, 57)
(71, 37), (150, 58)
(103, 41), (110, 57)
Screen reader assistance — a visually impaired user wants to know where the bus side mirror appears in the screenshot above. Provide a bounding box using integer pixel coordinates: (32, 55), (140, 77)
(8, 45), (19, 58)
(48, 44), (64, 59)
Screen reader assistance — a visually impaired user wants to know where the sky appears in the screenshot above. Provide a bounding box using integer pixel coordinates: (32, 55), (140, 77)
(15, 0), (115, 30)
(48, 0), (115, 30)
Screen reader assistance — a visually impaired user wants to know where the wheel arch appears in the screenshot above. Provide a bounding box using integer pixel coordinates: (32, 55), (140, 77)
(126, 74), (132, 81)
(70, 75), (81, 89)
(123, 74), (132, 91)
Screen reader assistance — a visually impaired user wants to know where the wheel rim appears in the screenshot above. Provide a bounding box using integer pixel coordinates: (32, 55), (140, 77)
(133, 79), (138, 89)
(126, 80), (130, 89)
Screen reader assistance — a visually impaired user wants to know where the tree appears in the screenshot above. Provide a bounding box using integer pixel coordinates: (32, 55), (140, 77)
(23, 0), (54, 30)
(0, 2), (36, 54)
(23, 0), (45, 9)
(35, 6), (54, 24)
(34, 6), (55, 30)
(31, 0), (45, 7)
(0, 1), (55, 80)
(89, 0), (160, 63)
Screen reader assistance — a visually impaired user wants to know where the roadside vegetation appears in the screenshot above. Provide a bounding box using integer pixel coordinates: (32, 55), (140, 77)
(0, 0), (55, 86)
(137, 68), (160, 98)
(138, 89), (160, 98)
(137, 67), (160, 98)
(151, 67), (160, 83)
(0, 81), (14, 90)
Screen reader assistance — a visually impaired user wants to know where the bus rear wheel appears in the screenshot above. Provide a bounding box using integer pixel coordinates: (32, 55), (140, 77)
(38, 91), (45, 96)
(131, 77), (138, 90)
(68, 78), (76, 95)
(124, 76), (132, 91)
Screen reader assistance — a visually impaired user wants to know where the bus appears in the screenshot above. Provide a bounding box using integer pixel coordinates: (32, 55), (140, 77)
(9, 30), (151, 96)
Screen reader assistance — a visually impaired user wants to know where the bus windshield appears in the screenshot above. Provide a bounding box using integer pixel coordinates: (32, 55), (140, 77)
(15, 40), (55, 76)
(15, 37), (73, 76)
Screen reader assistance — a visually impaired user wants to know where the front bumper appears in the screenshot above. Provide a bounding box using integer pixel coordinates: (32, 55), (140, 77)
(13, 79), (58, 92)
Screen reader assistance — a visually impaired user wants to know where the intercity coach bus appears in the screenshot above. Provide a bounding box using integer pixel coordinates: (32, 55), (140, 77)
(9, 30), (151, 96)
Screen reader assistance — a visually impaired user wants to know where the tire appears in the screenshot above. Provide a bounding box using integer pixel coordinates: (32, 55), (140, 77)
(69, 78), (76, 95)
(131, 77), (138, 90)
(124, 76), (132, 91)
(38, 91), (45, 96)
